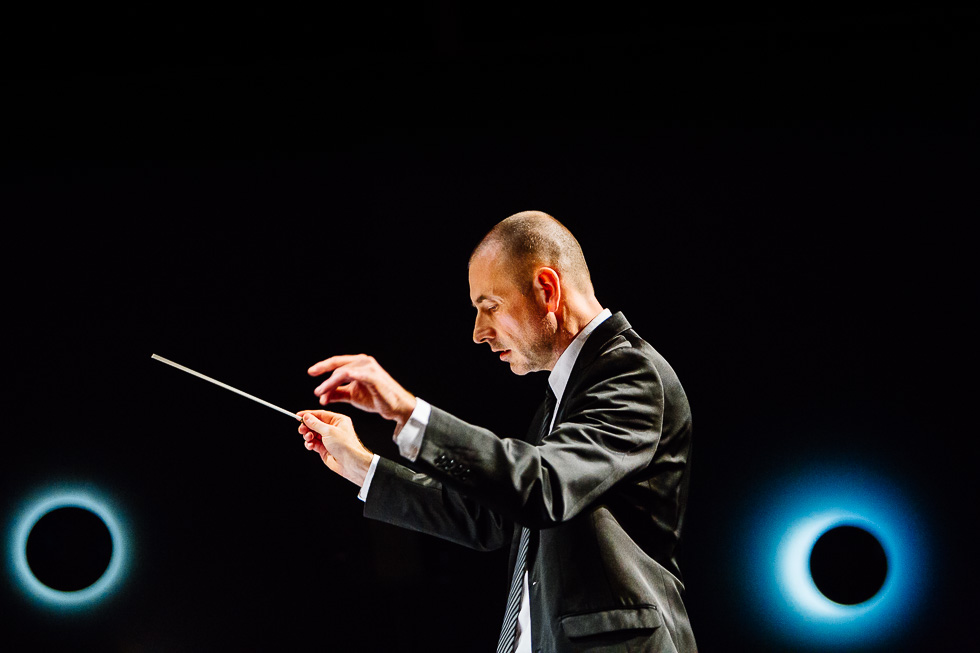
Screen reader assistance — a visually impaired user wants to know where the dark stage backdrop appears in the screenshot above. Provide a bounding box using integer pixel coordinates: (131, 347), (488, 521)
(2, 6), (976, 652)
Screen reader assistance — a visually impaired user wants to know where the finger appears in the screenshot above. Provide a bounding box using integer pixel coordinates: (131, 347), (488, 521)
(298, 408), (338, 422)
(302, 411), (346, 436)
(297, 410), (316, 429)
(305, 435), (327, 453)
(302, 412), (325, 434)
(313, 367), (355, 397)
(317, 384), (353, 405)
(308, 355), (363, 377)
(319, 385), (353, 405)
(326, 384), (354, 403)
(319, 391), (351, 406)
(299, 424), (321, 439)
(302, 409), (350, 428)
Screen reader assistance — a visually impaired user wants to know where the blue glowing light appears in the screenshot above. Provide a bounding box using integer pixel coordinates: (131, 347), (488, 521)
(7, 485), (129, 611)
(743, 464), (929, 649)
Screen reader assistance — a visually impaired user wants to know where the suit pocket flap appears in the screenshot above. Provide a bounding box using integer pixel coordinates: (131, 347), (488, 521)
(560, 605), (663, 638)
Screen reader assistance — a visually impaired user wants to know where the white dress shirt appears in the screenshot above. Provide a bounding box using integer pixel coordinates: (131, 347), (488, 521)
(359, 308), (612, 651)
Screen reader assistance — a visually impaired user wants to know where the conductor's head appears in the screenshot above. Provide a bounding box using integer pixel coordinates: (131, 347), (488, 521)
(469, 211), (603, 375)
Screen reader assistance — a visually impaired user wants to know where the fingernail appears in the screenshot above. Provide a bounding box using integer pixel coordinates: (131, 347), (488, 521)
(303, 414), (316, 424)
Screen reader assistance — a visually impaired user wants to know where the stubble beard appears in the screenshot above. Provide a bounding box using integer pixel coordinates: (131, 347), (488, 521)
(510, 313), (558, 376)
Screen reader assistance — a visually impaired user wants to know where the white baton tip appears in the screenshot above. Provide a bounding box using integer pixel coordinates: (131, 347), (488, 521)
(151, 353), (302, 421)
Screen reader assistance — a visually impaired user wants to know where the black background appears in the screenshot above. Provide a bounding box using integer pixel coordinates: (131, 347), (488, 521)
(2, 3), (976, 651)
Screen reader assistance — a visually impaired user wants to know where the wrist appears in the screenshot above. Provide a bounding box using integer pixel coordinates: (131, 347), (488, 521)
(394, 395), (418, 434)
(349, 448), (374, 487)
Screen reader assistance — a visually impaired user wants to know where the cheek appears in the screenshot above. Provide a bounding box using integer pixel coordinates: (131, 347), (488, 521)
(497, 314), (525, 343)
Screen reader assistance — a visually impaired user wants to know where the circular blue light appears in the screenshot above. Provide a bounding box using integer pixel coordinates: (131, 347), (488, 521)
(743, 464), (929, 649)
(8, 485), (129, 611)
(777, 510), (891, 617)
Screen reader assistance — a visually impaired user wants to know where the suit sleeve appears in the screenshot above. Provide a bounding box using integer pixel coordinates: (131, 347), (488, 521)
(414, 346), (665, 528)
(362, 456), (510, 551)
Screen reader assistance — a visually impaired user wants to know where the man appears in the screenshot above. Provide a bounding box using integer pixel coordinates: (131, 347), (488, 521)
(298, 211), (696, 651)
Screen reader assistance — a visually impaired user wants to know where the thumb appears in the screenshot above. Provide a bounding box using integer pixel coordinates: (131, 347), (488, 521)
(303, 412), (330, 436)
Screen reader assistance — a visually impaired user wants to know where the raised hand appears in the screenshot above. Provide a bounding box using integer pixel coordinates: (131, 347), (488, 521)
(308, 354), (416, 429)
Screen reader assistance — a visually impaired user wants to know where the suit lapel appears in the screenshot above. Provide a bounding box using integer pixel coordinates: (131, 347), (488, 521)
(551, 311), (632, 427)
(514, 314), (632, 577)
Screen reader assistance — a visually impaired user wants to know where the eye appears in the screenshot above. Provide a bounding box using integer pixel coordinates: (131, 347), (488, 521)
(488, 304), (499, 313)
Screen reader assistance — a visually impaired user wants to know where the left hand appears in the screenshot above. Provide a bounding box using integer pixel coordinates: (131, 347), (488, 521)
(308, 354), (416, 430)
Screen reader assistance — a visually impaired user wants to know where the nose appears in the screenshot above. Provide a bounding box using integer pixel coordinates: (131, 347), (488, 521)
(473, 314), (494, 344)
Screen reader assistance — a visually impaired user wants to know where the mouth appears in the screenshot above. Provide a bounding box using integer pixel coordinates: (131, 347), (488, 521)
(498, 349), (510, 361)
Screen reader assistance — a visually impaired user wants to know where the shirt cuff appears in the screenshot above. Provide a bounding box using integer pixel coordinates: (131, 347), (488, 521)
(357, 454), (382, 502)
(394, 398), (430, 462)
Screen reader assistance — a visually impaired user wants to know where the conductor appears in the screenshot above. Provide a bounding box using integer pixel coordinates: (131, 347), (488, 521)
(298, 211), (696, 652)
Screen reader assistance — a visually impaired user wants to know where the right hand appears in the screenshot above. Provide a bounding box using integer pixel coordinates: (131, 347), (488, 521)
(298, 410), (374, 487)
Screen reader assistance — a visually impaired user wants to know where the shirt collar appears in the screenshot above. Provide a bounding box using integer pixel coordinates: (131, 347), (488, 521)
(548, 308), (612, 407)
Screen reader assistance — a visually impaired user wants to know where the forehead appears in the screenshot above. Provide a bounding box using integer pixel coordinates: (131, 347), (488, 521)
(468, 248), (517, 302)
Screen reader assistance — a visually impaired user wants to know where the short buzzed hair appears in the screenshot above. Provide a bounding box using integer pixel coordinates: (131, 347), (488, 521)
(470, 211), (593, 295)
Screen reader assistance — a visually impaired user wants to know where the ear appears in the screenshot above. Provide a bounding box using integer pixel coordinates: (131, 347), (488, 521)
(534, 267), (561, 314)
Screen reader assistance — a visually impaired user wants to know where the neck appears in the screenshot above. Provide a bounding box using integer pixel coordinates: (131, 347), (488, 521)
(548, 295), (605, 369)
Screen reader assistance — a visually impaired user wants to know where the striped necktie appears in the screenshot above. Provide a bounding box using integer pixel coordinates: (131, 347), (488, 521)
(496, 386), (556, 653)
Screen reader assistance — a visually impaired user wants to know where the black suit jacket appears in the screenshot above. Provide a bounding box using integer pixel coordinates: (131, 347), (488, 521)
(364, 312), (696, 652)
